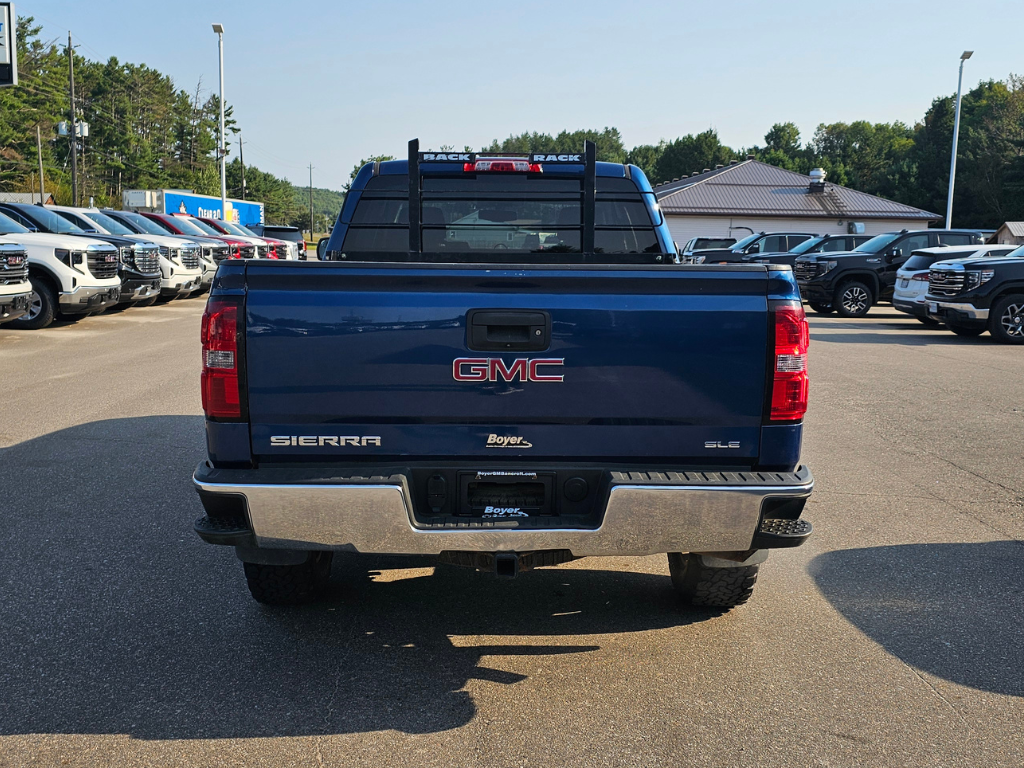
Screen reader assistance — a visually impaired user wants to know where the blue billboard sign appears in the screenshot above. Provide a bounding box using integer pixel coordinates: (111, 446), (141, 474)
(161, 191), (265, 227)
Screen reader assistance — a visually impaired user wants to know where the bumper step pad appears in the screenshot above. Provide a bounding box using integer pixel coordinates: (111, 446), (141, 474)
(194, 515), (253, 546)
(752, 517), (812, 548)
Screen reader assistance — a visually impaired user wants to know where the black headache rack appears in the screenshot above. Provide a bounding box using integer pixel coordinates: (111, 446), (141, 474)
(327, 138), (670, 265)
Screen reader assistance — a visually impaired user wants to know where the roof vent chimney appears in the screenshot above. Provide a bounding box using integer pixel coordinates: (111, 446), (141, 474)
(746, 154), (755, 160)
(715, 164), (723, 169)
(702, 168), (710, 173)
(809, 167), (827, 193)
(729, 159), (738, 165)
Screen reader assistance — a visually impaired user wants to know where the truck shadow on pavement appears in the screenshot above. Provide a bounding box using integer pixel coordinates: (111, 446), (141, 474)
(809, 541), (1024, 697)
(0, 416), (713, 741)
(807, 312), (993, 346)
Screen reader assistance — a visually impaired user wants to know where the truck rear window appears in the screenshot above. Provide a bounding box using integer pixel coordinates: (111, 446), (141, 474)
(341, 175), (661, 257)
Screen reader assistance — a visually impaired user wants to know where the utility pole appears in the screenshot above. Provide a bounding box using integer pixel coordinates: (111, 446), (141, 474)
(212, 24), (226, 218)
(238, 130), (246, 200)
(36, 125), (46, 204)
(68, 32), (78, 207)
(945, 51), (973, 228)
(309, 164), (314, 240)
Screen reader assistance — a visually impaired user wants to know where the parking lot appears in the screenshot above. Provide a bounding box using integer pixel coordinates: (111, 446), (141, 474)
(0, 302), (1021, 767)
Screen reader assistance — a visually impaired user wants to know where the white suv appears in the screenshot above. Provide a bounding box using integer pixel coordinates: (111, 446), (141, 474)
(894, 245), (1016, 324)
(0, 242), (32, 325)
(0, 210), (121, 329)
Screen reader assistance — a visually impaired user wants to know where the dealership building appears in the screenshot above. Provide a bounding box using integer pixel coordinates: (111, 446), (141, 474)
(122, 189), (264, 227)
(653, 160), (941, 246)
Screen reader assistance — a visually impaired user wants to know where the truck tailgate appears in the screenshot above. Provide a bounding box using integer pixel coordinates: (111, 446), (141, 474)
(244, 263), (771, 462)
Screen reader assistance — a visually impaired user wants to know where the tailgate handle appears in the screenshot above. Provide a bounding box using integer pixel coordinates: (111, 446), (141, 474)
(467, 309), (550, 351)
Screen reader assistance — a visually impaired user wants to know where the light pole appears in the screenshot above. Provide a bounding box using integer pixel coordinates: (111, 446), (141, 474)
(945, 50), (973, 228)
(212, 23), (226, 220)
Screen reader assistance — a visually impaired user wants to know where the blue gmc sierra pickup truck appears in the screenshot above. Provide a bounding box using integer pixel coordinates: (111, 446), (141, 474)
(193, 141), (814, 609)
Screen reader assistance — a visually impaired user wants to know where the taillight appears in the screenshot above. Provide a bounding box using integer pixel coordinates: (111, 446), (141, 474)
(463, 159), (542, 173)
(769, 303), (809, 422)
(910, 272), (930, 281)
(231, 246), (241, 259)
(201, 297), (243, 419)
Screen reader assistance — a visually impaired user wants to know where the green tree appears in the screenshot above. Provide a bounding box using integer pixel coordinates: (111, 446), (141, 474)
(808, 120), (916, 200)
(484, 127), (626, 162)
(764, 122), (802, 156)
(653, 129), (737, 184)
(626, 143), (665, 183)
(910, 78), (1024, 226)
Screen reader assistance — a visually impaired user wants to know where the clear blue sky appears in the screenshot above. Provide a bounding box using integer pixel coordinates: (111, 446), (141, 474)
(29, 0), (1024, 190)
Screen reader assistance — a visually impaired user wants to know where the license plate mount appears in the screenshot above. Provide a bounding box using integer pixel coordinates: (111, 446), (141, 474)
(458, 471), (555, 518)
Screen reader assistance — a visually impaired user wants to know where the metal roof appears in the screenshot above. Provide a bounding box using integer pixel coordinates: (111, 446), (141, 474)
(997, 222), (1024, 237)
(654, 160), (941, 220)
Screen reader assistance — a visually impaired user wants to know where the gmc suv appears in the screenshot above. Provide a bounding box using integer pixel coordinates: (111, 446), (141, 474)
(926, 245), (1024, 343)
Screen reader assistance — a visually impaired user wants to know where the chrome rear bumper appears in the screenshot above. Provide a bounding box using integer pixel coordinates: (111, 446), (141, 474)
(193, 466), (813, 557)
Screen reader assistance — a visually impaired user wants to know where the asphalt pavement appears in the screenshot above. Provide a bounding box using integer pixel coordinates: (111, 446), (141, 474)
(0, 300), (1021, 767)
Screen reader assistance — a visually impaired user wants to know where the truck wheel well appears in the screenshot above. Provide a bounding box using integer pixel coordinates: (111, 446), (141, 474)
(991, 285), (1024, 305)
(28, 268), (60, 295)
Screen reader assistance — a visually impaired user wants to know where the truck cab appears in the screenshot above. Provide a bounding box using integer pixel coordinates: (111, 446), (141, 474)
(749, 234), (873, 268)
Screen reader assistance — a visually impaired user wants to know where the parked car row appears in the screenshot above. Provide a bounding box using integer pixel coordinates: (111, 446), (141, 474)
(678, 231), (873, 265)
(891, 245), (1016, 322)
(922, 245), (1024, 343)
(0, 203), (299, 330)
(673, 226), (1022, 342)
(247, 223), (308, 260)
(793, 228), (987, 317)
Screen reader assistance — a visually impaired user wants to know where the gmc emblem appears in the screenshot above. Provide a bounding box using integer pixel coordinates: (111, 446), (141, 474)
(453, 357), (564, 383)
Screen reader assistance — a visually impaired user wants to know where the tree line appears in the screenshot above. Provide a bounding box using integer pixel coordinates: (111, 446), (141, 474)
(479, 81), (1023, 229)
(349, 77), (1023, 229)
(3, 17), (1021, 229)
(0, 18), (342, 227)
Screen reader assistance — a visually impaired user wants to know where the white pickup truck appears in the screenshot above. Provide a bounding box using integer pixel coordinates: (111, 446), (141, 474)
(0, 210), (121, 329)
